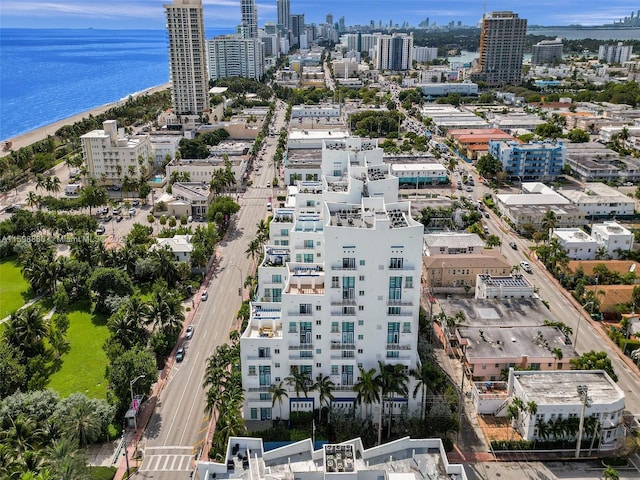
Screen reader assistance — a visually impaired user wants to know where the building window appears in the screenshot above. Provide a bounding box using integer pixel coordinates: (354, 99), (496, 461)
(331, 365), (339, 375)
(389, 257), (404, 269)
(304, 253), (313, 263)
(260, 393), (270, 401)
(272, 274), (282, 283)
(388, 306), (401, 315)
(300, 322), (312, 343)
(386, 351), (399, 358)
(405, 277), (413, 288)
(358, 305), (364, 311)
(389, 276), (402, 300)
(331, 322), (339, 333)
(304, 239), (313, 248)
(359, 275), (365, 281)
(248, 366), (256, 376)
(258, 347), (270, 358)
(387, 322), (400, 344)
(331, 276), (339, 288)
(250, 408), (258, 420)
(289, 322), (297, 333)
(359, 290), (365, 296)
(300, 303), (312, 315)
(342, 257), (356, 269)
(402, 322), (411, 333)
(359, 260), (365, 266)
(300, 350), (313, 358)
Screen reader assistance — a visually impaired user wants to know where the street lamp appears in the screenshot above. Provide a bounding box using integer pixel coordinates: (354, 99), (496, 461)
(122, 429), (130, 474)
(230, 263), (243, 298)
(575, 384), (592, 458)
(129, 374), (146, 431)
(575, 301), (595, 348)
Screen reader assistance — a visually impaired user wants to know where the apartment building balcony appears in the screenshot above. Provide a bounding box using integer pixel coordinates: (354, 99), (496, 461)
(331, 299), (357, 306)
(288, 343), (314, 350)
(388, 265), (415, 271)
(247, 386), (272, 393)
(386, 299), (413, 306)
(385, 343), (412, 350)
(330, 342), (356, 350)
(330, 310), (357, 316)
(330, 265), (357, 271)
(333, 385), (355, 391)
(331, 351), (356, 360)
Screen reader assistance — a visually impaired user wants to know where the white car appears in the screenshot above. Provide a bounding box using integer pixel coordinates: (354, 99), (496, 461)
(519, 261), (532, 273)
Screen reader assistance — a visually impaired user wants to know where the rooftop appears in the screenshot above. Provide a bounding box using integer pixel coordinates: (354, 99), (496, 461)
(552, 228), (595, 242)
(438, 297), (558, 328)
(560, 183), (635, 204)
(513, 370), (624, 406)
(424, 232), (485, 250)
(460, 325), (576, 361)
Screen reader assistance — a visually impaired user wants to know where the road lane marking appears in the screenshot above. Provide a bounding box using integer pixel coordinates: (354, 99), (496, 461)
(164, 350), (201, 444)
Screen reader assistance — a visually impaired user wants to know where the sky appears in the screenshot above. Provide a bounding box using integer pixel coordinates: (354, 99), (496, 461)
(0, 0), (639, 29)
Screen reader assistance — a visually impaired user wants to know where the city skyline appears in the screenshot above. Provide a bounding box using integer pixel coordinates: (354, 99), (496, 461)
(1, 0), (639, 29)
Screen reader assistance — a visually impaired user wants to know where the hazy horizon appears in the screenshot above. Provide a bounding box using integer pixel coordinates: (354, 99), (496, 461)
(1, 1), (638, 30)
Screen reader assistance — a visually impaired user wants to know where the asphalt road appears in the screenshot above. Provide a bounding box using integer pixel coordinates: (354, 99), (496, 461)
(136, 103), (287, 479)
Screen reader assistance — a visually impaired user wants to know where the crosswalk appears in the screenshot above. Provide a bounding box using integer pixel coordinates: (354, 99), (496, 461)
(139, 446), (194, 472)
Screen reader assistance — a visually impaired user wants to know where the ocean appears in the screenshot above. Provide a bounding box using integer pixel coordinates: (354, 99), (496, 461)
(0, 28), (233, 141)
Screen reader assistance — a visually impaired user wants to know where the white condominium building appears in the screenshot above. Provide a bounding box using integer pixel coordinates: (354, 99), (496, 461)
(164, 0), (209, 115)
(240, 137), (423, 421)
(81, 120), (151, 186)
(374, 33), (413, 71)
(207, 35), (265, 81)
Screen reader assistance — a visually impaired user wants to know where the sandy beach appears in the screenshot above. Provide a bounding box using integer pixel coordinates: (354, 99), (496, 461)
(1, 83), (170, 156)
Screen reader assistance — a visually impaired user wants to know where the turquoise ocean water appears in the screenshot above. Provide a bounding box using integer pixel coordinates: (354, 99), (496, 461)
(0, 28), (232, 141)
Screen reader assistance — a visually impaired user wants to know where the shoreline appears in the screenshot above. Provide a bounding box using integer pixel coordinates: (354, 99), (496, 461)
(1, 83), (171, 156)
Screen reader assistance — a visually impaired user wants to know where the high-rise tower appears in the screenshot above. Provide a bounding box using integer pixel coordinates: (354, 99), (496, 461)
(277, 0), (290, 34)
(164, 0), (209, 115)
(241, 0), (258, 39)
(475, 11), (527, 87)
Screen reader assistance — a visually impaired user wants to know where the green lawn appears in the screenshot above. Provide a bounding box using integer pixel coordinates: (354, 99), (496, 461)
(47, 302), (110, 399)
(0, 258), (33, 318)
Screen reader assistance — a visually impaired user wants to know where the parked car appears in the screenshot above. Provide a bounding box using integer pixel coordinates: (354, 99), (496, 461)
(128, 207), (136, 216)
(185, 325), (194, 340)
(103, 214), (113, 222)
(466, 186), (473, 192)
(623, 182), (634, 187)
(509, 242), (518, 250)
(520, 261), (532, 273)
(96, 225), (106, 235)
(132, 200), (140, 207)
(116, 215), (123, 223)
(483, 212), (490, 218)
(175, 347), (185, 362)
(201, 291), (208, 301)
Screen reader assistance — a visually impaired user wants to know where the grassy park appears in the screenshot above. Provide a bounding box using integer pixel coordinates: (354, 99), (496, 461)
(0, 257), (33, 318)
(47, 301), (110, 399)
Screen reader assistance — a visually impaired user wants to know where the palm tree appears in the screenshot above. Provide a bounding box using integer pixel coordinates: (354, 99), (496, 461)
(245, 238), (262, 270)
(376, 360), (409, 443)
(410, 362), (441, 420)
(312, 375), (335, 422)
(285, 369), (311, 417)
(256, 219), (269, 245)
(541, 210), (558, 243)
(26, 191), (40, 210)
(551, 347), (564, 366)
(5, 306), (49, 358)
(59, 398), (103, 447)
(270, 382), (288, 420)
(354, 367), (381, 420)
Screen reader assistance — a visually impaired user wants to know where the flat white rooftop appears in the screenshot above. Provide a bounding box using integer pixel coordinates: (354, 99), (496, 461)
(513, 370), (624, 406)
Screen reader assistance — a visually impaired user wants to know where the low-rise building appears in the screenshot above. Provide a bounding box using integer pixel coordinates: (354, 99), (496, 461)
(551, 228), (598, 260)
(475, 274), (535, 299)
(421, 105), (488, 134)
(155, 234), (193, 263)
(448, 128), (515, 160)
(503, 369), (626, 451)
(559, 183), (636, 218)
(591, 221), (634, 259)
(81, 120), (152, 187)
(489, 140), (565, 182)
(196, 436), (468, 480)
(423, 251), (511, 293)
(459, 326), (577, 382)
(390, 163), (448, 186)
(418, 82), (478, 98)
(489, 113), (546, 134)
(171, 182), (215, 217)
(496, 183), (587, 233)
(423, 232), (485, 256)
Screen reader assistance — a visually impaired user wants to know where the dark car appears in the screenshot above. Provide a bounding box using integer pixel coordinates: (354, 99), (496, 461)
(116, 215), (123, 222)
(96, 225), (106, 235)
(175, 347), (185, 362)
(509, 242), (518, 250)
(132, 200), (140, 207)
